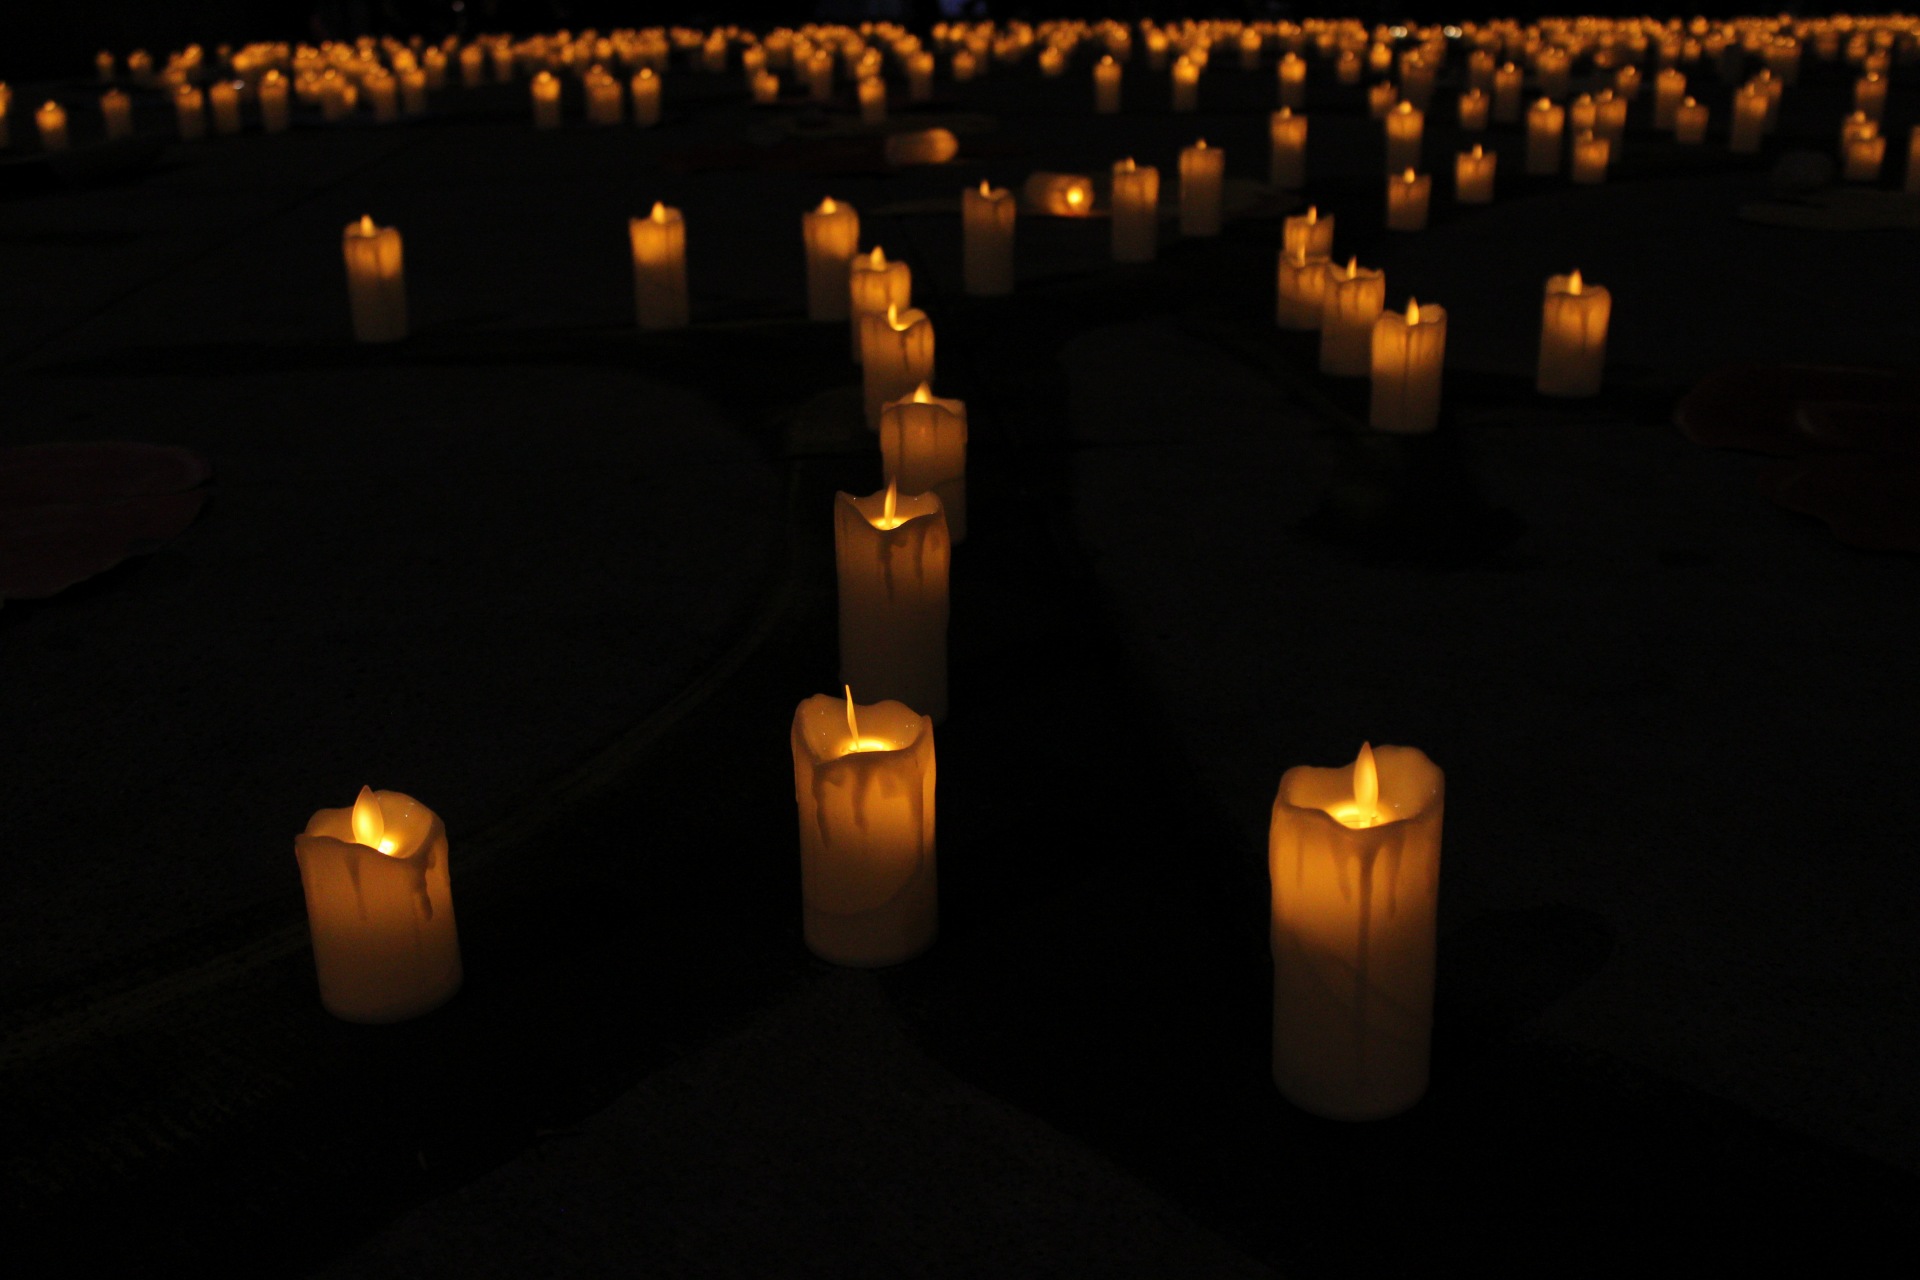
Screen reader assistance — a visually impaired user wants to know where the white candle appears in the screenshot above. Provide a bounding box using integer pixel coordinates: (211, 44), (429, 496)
(861, 305), (935, 431)
(1171, 55), (1200, 111)
(530, 70), (562, 128)
(1456, 88), (1489, 131)
(1111, 158), (1160, 263)
(1454, 145), (1496, 203)
(631, 67), (662, 126)
(209, 81), (243, 134)
(858, 75), (887, 125)
(1178, 139), (1225, 237)
(1525, 98), (1564, 174)
(630, 203), (690, 331)
(1276, 249), (1332, 330)
(849, 246), (912, 361)
(1570, 131), (1611, 183)
(174, 84), (207, 140)
(35, 100), (69, 152)
(962, 182), (1015, 297)
(879, 383), (969, 543)
(1844, 132), (1886, 182)
(1094, 55), (1121, 113)
(1320, 258), (1386, 377)
(1278, 52), (1307, 108)
(1283, 205), (1334, 259)
(1268, 109), (1307, 189)
(1674, 97), (1709, 144)
(1384, 100), (1423, 173)
(259, 70), (291, 133)
(100, 89), (133, 141)
(342, 215), (407, 343)
(803, 197), (860, 321)
(1385, 169), (1431, 232)
(835, 484), (951, 721)
(1370, 298), (1446, 433)
(1537, 269), (1610, 397)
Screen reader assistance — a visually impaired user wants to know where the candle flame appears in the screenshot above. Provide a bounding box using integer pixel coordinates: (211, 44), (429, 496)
(1407, 298), (1421, 323)
(1279, 107), (1292, 119)
(1101, 55), (1113, 66)
(650, 201), (669, 223)
(1569, 269), (1583, 294)
(1354, 743), (1379, 812)
(869, 246), (886, 268)
(883, 477), (898, 524)
(358, 214), (375, 235)
(819, 196), (837, 213)
(351, 785), (394, 854)
(1306, 205), (1318, 223)
(1402, 167), (1417, 183)
(1195, 138), (1208, 149)
(845, 684), (859, 739)
(1472, 143), (1484, 158)
(912, 382), (933, 403)
(1395, 100), (1411, 114)
(1118, 156), (1136, 172)
(1066, 185), (1086, 209)
(639, 67), (654, 80)
(979, 180), (992, 196)
(1345, 257), (1357, 279)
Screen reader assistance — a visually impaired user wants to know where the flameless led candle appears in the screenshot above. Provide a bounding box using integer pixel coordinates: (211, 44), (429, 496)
(1267, 109), (1307, 189)
(803, 197), (860, 321)
(35, 101), (69, 152)
(174, 84), (207, 140)
(1284, 205), (1334, 259)
(880, 383), (969, 543)
(630, 203), (689, 331)
(1384, 100), (1424, 173)
(1366, 80), (1398, 120)
(1844, 131), (1885, 182)
(1855, 72), (1888, 122)
(1675, 96), (1708, 144)
(835, 484), (950, 721)
(1321, 258), (1386, 376)
(962, 182), (1015, 297)
(1094, 55), (1121, 113)
(1111, 158), (1160, 263)
(1370, 298), (1446, 433)
(857, 75), (887, 125)
(1269, 744), (1444, 1120)
(1276, 249), (1333, 330)
(343, 215), (407, 343)
(296, 787), (462, 1023)
(1537, 269), (1610, 397)
(1385, 169), (1431, 231)
(1730, 82), (1767, 152)
(259, 70), (290, 132)
(1525, 98), (1564, 174)
(631, 67), (662, 125)
(100, 88), (132, 141)
(1493, 62), (1524, 122)
(862, 305), (935, 430)
(530, 70), (562, 127)
(1457, 87), (1489, 131)
(1278, 52), (1307, 108)
(1179, 140), (1225, 237)
(1654, 67), (1687, 128)
(790, 690), (937, 967)
(1570, 131), (1611, 183)
(850, 247), (912, 361)
(1023, 172), (1095, 216)
(1455, 145), (1496, 203)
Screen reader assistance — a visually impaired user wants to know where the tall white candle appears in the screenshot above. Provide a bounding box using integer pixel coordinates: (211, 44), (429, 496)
(630, 203), (690, 331)
(835, 484), (950, 722)
(803, 197), (860, 321)
(1525, 98), (1564, 174)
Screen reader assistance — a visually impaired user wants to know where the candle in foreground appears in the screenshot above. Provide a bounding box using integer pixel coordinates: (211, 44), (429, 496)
(35, 101), (69, 152)
(1283, 205), (1334, 259)
(1370, 298), (1446, 433)
(1111, 158), (1159, 262)
(343, 215), (407, 343)
(1179, 139), (1225, 237)
(1269, 108), (1306, 189)
(1094, 55), (1121, 113)
(1455, 145), (1496, 203)
(530, 70), (562, 128)
(1525, 98), (1564, 174)
(861, 305), (935, 430)
(1385, 169), (1431, 231)
(1321, 258), (1385, 376)
(962, 182), (1015, 297)
(101, 89), (133, 141)
(850, 246), (912, 361)
(835, 483), (950, 721)
(879, 383), (969, 543)
(1537, 270), (1610, 397)
(295, 786), (462, 1023)
(803, 197), (860, 321)
(630, 203), (690, 331)
(1276, 249), (1332, 330)
(1270, 743), (1444, 1120)
(791, 690), (937, 967)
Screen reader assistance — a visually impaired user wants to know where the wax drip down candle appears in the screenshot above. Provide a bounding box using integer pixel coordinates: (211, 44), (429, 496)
(879, 383), (969, 543)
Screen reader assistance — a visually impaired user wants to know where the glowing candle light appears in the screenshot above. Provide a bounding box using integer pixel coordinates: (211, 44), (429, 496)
(583, 69), (622, 125)
(1094, 55), (1122, 113)
(950, 49), (977, 83)
(205, 80), (242, 134)
(751, 70), (780, 103)
(1456, 87), (1489, 131)
(459, 44), (486, 88)
(1178, 139), (1225, 237)
(295, 786), (462, 1023)
(882, 128), (959, 166)
(835, 483), (951, 721)
(96, 50), (115, 82)
(879, 383), (969, 543)
(790, 690), (937, 967)
(1843, 130), (1886, 182)
(962, 182), (1015, 297)
(1674, 96), (1709, 144)
(630, 202), (689, 331)
(342, 215), (407, 344)
(631, 66), (662, 126)
(423, 48), (448, 91)
(1276, 249), (1333, 330)
(803, 197), (860, 322)
(862, 306), (936, 431)
(905, 51), (934, 102)
(857, 75), (887, 125)
(1283, 205), (1334, 259)
(1730, 81), (1768, 153)
(1454, 144), (1496, 203)
(850, 246), (912, 361)
(1366, 80), (1398, 120)
(530, 70), (562, 128)
(1537, 269), (1611, 398)
(1570, 130), (1611, 183)
(1385, 168), (1431, 231)
(1525, 97), (1565, 174)
(1906, 125), (1920, 195)
(1370, 298), (1446, 433)
(1854, 72), (1888, 122)
(1171, 54), (1200, 111)
(35, 100), (69, 152)
(1653, 67), (1688, 128)
(1111, 158), (1160, 263)
(174, 84), (207, 141)
(399, 67), (428, 116)
(1492, 61), (1524, 122)
(1278, 51), (1307, 108)
(259, 70), (291, 133)
(100, 88), (133, 141)
(1269, 743), (1445, 1119)
(1267, 109), (1307, 189)
(1321, 258), (1386, 376)
(0, 83), (11, 148)
(1022, 172), (1095, 216)
(1335, 49), (1362, 86)
(1384, 99), (1424, 173)
(363, 70), (398, 123)
(806, 49), (835, 102)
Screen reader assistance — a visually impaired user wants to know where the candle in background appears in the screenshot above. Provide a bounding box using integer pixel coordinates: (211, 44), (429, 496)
(630, 202), (690, 331)
(35, 101), (69, 152)
(342, 215), (407, 343)
(1111, 158), (1160, 262)
(1335, 49), (1362, 86)
(850, 246), (912, 361)
(906, 51), (934, 102)
(1037, 46), (1067, 79)
(399, 67), (428, 116)
(835, 484), (951, 721)
(208, 80), (242, 134)
(295, 786), (463, 1023)
(1094, 55), (1121, 113)
(879, 383), (969, 543)
(950, 48), (977, 83)
(882, 128), (960, 166)
(363, 71), (399, 123)
(1525, 97), (1564, 174)
(175, 84), (207, 140)
(1653, 67), (1687, 128)
(1276, 249), (1332, 330)
(631, 67), (662, 125)
(1843, 130), (1885, 182)
(1906, 125), (1920, 194)
(1570, 130), (1611, 183)
(584, 70), (622, 125)
(1492, 62), (1524, 122)
(1854, 72), (1888, 122)
(1537, 269), (1610, 397)
(1171, 55), (1200, 111)
(1385, 168), (1431, 231)
(1569, 92), (1598, 137)
(0, 83), (12, 149)
(1384, 100), (1423, 173)
(751, 70), (780, 103)
(1278, 52), (1307, 108)
(1454, 144), (1496, 202)
(1022, 171), (1095, 216)
(1613, 64), (1642, 102)
(1366, 80), (1398, 119)
(790, 690), (937, 967)
(861, 305), (935, 430)
(96, 50), (115, 82)
(1283, 205), (1334, 259)
(1730, 81), (1767, 152)
(962, 182), (1015, 296)
(259, 70), (291, 133)
(1321, 258), (1386, 376)
(530, 70), (562, 128)
(1370, 298), (1447, 433)
(1674, 96), (1708, 144)
(1179, 139), (1225, 237)
(858, 75), (887, 125)
(101, 88), (133, 141)
(1269, 108), (1307, 188)
(1456, 87), (1489, 131)
(803, 196), (860, 321)
(1269, 743), (1444, 1120)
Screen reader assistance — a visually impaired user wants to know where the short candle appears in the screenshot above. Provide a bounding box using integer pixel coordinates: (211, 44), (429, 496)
(861, 305), (935, 431)
(1276, 249), (1333, 331)
(1455, 144), (1497, 203)
(100, 89), (133, 141)
(1269, 108), (1307, 189)
(849, 246), (912, 362)
(35, 101), (69, 152)
(1370, 297), (1447, 434)
(1537, 269), (1611, 397)
(1283, 205), (1334, 260)
(1320, 258), (1386, 377)
(630, 202), (690, 331)
(961, 182), (1016, 297)
(1178, 139), (1226, 237)
(1570, 130), (1611, 184)
(1110, 158), (1160, 263)
(1385, 168), (1432, 232)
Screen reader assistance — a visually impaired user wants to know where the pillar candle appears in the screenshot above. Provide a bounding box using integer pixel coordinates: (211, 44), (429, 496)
(1400, 57), (1437, 111)
(343, 215), (407, 343)
(295, 787), (462, 1023)
(1111, 158), (1160, 263)
(962, 182), (1015, 297)
(631, 67), (662, 126)
(805, 50), (835, 102)
(950, 49), (977, 83)
(96, 50), (115, 82)
(1094, 55), (1122, 113)
(206, 80), (242, 134)
(1037, 47), (1067, 79)
(259, 70), (291, 133)
(861, 306), (935, 431)
(1179, 139), (1225, 237)
(1022, 172), (1095, 216)
(363, 72), (398, 123)
(1321, 258), (1386, 376)
(459, 44), (486, 87)
(1674, 96), (1708, 144)
(1854, 72), (1888, 122)
(1595, 92), (1629, 146)
(1239, 29), (1264, 72)
(803, 197), (860, 321)
(101, 89), (133, 141)
(1453, 144), (1497, 203)
(1269, 744), (1444, 1120)
(1493, 62), (1525, 122)
(35, 101), (69, 152)
(1336, 50), (1362, 86)
(1570, 131), (1611, 183)
(1730, 82), (1767, 152)
(1269, 109), (1307, 188)
(834, 485), (950, 721)
(1614, 65), (1642, 101)
(1841, 111), (1879, 150)
(1171, 55), (1200, 111)
(879, 383), (968, 543)
(423, 48), (448, 91)
(1906, 125), (1920, 195)
(850, 247), (912, 361)
(1284, 205), (1334, 259)
(790, 691), (937, 967)
(1537, 269), (1610, 397)
(858, 75), (887, 125)
(1370, 298), (1447, 433)
(1276, 249), (1332, 330)
(1383, 100), (1424, 173)
(1278, 52), (1307, 108)
(1568, 92), (1598, 136)
(1525, 97), (1564, 174)
(175, 84), (207, 140)
(630, 203), (690, 331)
(1457, 88), (1489, 131)
(399, 68), (428, 115)
(751, 71), (781, 104)
(530, 70), (562, 128)
(1653, 68), (1687, 128)
(906, 51), (934, 102)
(1385, 169), (1431, 231)
(584, 72), (622, 125)
(2, 82), (16, 148)
(1844, 132), (1886, 182)
(1366, 80), (1398, 119)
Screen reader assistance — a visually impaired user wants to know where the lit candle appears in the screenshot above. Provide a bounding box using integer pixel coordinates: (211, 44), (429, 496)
(1267, 109), (1307, 189)
(363, 71), (398, 123)
(1370, 298), (1446, 433)
(174, 84), (207, 141)
(1320, 258), (1386, 377)
(1492, 61), (1524, 122)
(1843, 131), (1885, 182)
(1366, 80), (1398, 120)
(631, 67), (662, 126)
(584, 70), (622, 125)
(962, 182), (1015, 297)
(1384, 100), (1423, 173)
(1537, 269), (1610, 397)
(1674, 96), (1709, 145)
(906, 51), (934, 102)
(1906, 125), (1920, 195)
(1171, 54), (1200, 111)
(1730, 82), (1768, 153)
(1525, 97), (1564, 174)
(1335, 50), (1362, 86)
(1111, 158), (1160, 263)
(206, 80), (241, 134)
(1094, 55), (1121, 113)
(1568, 92), (1598, 136)
(850, 246), (912, 361)
(1653, 67), (1687, 129)
(96, 50), (115, 82)
(319, 74), (354, 123)
(35, 100), (69, 152)
(630, 202), (689, 331)
(342, 215), (407, 344)
(1456, 87), (1489, 131)
(1569, 130), (1611, 183)
(459, 44), (486, 88)
(1276, 249), (1333, 330)
(806, 50), (835, 102)
(1022, 172), (1095, 217)
(1037, 47), (1067, 79)
(803, 196), (860, 322)
(1283, 205), (1334, 259)
(295, 786), (462, 1023)
(399, 67), (428, 116)
(790, 690), (937, 967)
(835, 483), (951, 721)
(858, 75), (887, 125)
(950, 49), (977, 83)
(1278, 52), (1307, 109)
(1854, 72), (1888, 122)
(1454, 144), (1496, 203)
(1613, 65), (1642, 102)
(861, 305), (935, 431)
(0, 83), (12, 149)
(882, 128), (959, 166)
(259, 70), (291, 133)
(1269, 743), (1444, 1120)
(1385, 168), (1431, 232)
(100, 88), (133, 141)
(751, 70), (781, 104)
(879, 383), (969, 543)
(1178, 139), (1225, 237)
(530, 70), (562, 128)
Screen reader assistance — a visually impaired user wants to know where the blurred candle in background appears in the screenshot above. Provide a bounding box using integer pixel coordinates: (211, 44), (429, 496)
(630, 202), (690, 331)
(803, 196), (860, 321)
(35, 100), (69, 152)
(1284, 205), (1334, 259)
(1537, 269), (1610, 397)
(632, 66), (662, 125)
(1321, 258), (1386, 376)
(1111, 158), (1160, 262)
(1455, 145), (1496, 202)
(1269, 108), (1307, 188)
(962, 182), (1015, 296)
(343, 215), (408, 343)
(259, 70), (291, 133)
(100, 88), (133, 141)
(1525, 98), (1564, 173)
(1276, 249), (1332, 330)
(1094, 55), (1121, 113)
(1385, 168), (1431, 231)
(1370, 298), (1446, 433)
(1178, 139), (1225, 236)
(174, 84), (207, 140)
(862, 306), (935, 430)
(530, 69), (562, 128)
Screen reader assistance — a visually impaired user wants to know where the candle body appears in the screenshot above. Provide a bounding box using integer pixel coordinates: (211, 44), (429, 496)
(1492, 65), (1524, 121)
(1270, 747), (1444, 1119)
(1675, 99), (1709, 144)
(1385, 171), (1431, 231)
(1269, 110), (1307, 188)
(849, 251), (912, 360)
(1178, 143), (1225, 237)
(1730, 87), (1767, 152)
(834, 489), (950, 721)
(400, 69), (428, 116)
(531, 73), (562, 128)
(803, 201), (860, 321)
(1844, 134), (1885, 182)
(962, 186), (1015, 297)
(295, 791), (462, 1023)
(1537, 274), (1611, 397)
(1570, 132), (1611, 184)
(1094, 59), (1121, 113)
(36, 102), (70, 152)
(1283, 209), (1334, 260)
(1321, 265), (1386, 375)
(343, 220), (408, 343)
(101, 90), (133, 141)
(861, 309), (935, 431)
(175, 86), (207, 140)
(906, 53), (934, 102)
(1525, 101), (1564, 174)
(259, 75), (291, 133)
(858, 76), (887, 125)
(1111, 162), (1160, 262)
(1366, 81), (1397, 119)
(879, 389), (969, 542)
(1457, 89), (1489, 131)
(751, 72), (780, 104)
(1278, 54), (1307, 109)
(1370, 304), (1447, 433)
(1455, 148), (1496, 203)
(1384, 103), (1423, 173)
(364, 74), (398, 123)
(631, 71), (662, 126)
(585, 74), (622, 125)
(1171, 58), (1199, 111)
(1276, 250), (1332, 330)
(630, 208), (690, 331)
(791, 695), (937, 967)
(1653, 69), (1687, 128)
(1906, 126), (1920, 195)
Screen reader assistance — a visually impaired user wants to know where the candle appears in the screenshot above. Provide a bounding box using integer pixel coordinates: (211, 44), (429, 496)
(1179, 139), (1225, 237)
(584, 70), (622, 125)
(1906, 125), (1920, 195)
(1854, 73), (1888, 122)
(319, 73), (355, 123)
(1537, 269), (1610, 397)
(1320, 258), (1386, 376)
(1654, 67), (1687, 128)
(363, 71), (398, 123)
(1267, 109), (1307, 189)
(35, 101), (69, 152)
(530, 70), (562, 128)
(1525, 97), (1564, 174)
(751, 71), (780, 104)
(790, 690), (937, 967)
(882, 128), (959, 167)
(295, 786), (462, 1023)
(1569, 92), (1598, 137)
(1613, 65), (1642, 102)
(342, 215), (407, 343)
(423, 48), (447, 91)
(1278, 52), (1307, 109)
(399, 67), (428, 116)
(1570, 131), (1611, 183)
(1674, 96), (1709, 144)
(803, 197), (860, 322)
(174, 84), (207, 141)
(950, 49), (977, 83)
(259, 70), (291, 133)
(1171, 55), (1200, 111)
(1037, 47), (1067, 79)
(1454, 145), (1496, 203)
(631, 67), (662, 126)
(1730, 82), (1767, 153)
(630, 203), (690, 331)
(1283, 205), (1334, 260)
(96, 50), (115, 82)
(861, 305), (935, 431)
(1276, 249), (1332, 330)
(879, 383), (969, 543)
(1844, 132), (1886, 182)
(1366, 80), (1398, 120)
(1111, 158), (1160, 263)
(1022, 172), (1095, 217)
(1370, 298), (1447, 433)
(835, 484), (951, 721)
(1492, 62), (1524, 122)
(1456, 88), (1489, 131)
(962, 182), (1015, 297)
(0, 83), (12, 149)
(850, 246), (912, 361)
(1383, 100), (1424, 174)
(1094, 55), (1121, 113)
(205, 80), (242, 134)
(101, 89), (133, 141)
(1335, 50), (1362, 86)
(459, 44), (486, 87)
(806, 50), (835, 103)
(858, 75), (887, 125)
(1269, 743), (1444, 1120)
(906, 51), (934, 102)
(1385, 169), (1431, 232)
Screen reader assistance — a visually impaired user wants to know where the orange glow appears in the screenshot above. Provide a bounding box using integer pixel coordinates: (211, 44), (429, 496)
(1066, 185), (1086, 209)
(351, 785), (395, 854)
(1401, 167), (1417, 184)
(1345, 257), (1357, 279)
(818, 196), (837, 214)
(1306, 205), (1318, 223)
(1569, 269), (1583, 295)
(912, 382), (933, 403)
(839, 685), (896, 755)
(1326, 743), (1386, 828)
(869, 246), (886, 267)
(1471, 144), (1484, 159)
(979, 180), (992, 196)
(1195, 138), (1208, 150)
(1118, 156), (1136, 172)
(357, 215), (376, 236)
(1408, 298), (1421, 324)
(650, 201), (669, 223)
